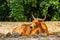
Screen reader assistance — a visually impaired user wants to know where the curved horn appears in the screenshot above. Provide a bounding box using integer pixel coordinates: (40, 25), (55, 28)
(32, 14), (46, 21)
(31, 14), (35, 19)
(38, 16), (46, 21)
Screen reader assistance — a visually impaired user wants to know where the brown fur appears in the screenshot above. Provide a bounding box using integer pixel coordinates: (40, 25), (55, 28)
(12, 18), (48, 36)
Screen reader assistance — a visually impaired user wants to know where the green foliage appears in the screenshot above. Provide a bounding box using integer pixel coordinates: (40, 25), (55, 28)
(9, 0), (60, 21)
(9, 1), (26, 21)
(0, 0), (10, 21)
(9, 0), (38, 21)
(40, 0), (60, 21)
(0, 0), (60, 21)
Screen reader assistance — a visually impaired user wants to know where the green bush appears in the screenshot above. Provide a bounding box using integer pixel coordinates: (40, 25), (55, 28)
(0, 0), (60, 21)
(0, 0), (10, 21)
(9, 0), (60, 21)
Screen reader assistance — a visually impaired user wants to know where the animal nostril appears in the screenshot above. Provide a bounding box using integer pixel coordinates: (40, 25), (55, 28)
(30, 26), (32, 29)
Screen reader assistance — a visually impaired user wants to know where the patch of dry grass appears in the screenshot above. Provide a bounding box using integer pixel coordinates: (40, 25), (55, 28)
(0, 21), (60, 34)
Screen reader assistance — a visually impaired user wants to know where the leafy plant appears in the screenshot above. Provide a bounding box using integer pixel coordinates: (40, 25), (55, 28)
(0, 0), (60, 21)
(9, 0), (60, 21)
(0, 0), (10, 21)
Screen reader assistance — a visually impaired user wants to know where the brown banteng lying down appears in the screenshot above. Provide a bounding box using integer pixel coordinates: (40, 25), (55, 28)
(12, 15), (48, 36)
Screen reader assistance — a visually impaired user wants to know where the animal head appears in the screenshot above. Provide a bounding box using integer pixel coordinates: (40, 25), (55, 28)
(30, 14), (46, 28)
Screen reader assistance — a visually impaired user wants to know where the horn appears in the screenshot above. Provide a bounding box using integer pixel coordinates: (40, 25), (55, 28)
(38, 15), (46, 21)
(31, 14), (35, 19)
(32, 14), (46, 21)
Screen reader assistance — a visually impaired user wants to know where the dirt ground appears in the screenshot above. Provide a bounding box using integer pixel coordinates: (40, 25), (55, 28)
(0, 21), (60, 34)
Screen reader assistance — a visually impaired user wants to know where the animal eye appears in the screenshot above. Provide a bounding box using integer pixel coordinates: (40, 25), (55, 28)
(35, 22), (38, 24)
(30, 26), (32, 29)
